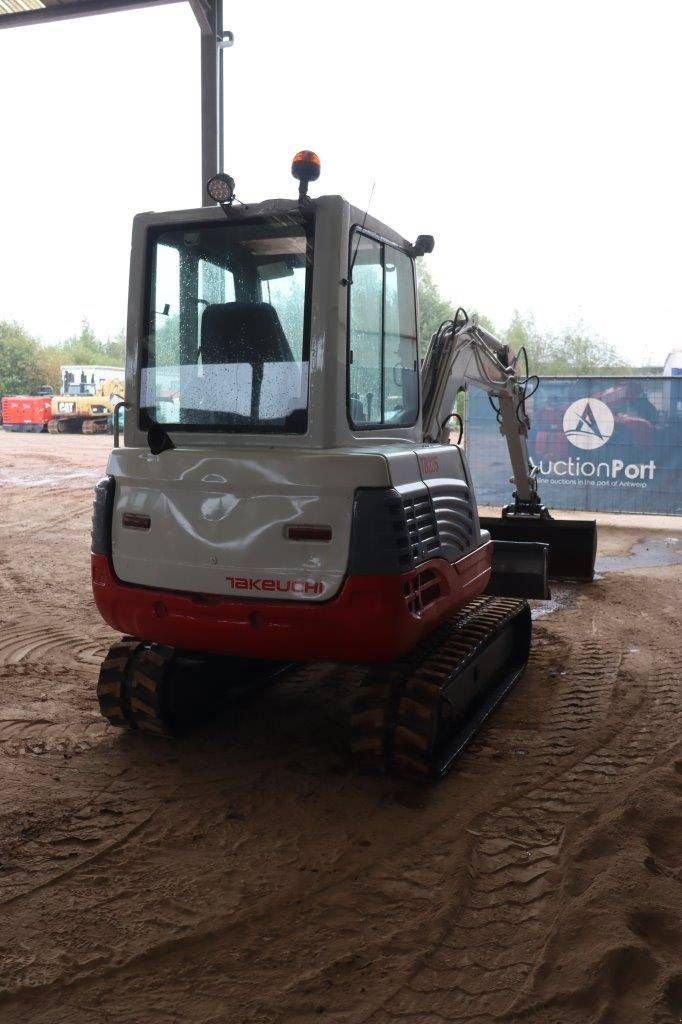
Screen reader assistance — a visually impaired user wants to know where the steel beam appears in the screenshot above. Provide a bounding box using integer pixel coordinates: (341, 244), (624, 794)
(0, 0), (185, 30)
(192, 0), (223, 203)
(0, 0), (228, 206)
(201, 27), (221, 192)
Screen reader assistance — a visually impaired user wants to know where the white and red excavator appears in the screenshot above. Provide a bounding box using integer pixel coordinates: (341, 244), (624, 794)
(91, 152), (596, 778)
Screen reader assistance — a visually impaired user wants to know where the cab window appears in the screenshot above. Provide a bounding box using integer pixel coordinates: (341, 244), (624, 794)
(142, 215), (312, 433)
(348, 230), (419, 428)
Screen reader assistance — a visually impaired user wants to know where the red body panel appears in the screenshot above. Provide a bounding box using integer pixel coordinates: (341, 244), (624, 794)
(92, 542), (493, 663)
(2, 396), (52, 427)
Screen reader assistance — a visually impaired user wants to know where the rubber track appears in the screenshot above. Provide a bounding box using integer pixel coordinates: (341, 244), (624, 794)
(351, 596), (529, 779)
(96, 640), (176, 737)
(393, 597), (527, 778)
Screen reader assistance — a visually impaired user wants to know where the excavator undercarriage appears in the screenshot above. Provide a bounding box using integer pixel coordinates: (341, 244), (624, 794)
(98, 596), (531, 780)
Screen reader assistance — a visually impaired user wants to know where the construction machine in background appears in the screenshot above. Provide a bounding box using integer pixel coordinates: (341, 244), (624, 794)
(49, 375), (124, 434)
(91, 153), (597, 779)
(1, 387), (53, 432)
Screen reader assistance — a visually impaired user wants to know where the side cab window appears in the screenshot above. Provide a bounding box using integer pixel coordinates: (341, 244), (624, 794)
(348, 230), (419, 428)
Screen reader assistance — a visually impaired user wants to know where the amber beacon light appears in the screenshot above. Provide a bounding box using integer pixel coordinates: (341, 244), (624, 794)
(291, 150), (321, 201)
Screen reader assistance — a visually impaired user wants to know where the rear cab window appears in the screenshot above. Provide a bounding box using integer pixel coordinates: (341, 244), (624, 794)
(141, 214), (313, 434)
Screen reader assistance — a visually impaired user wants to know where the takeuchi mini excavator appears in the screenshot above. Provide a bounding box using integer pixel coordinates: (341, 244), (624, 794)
(91, 153), (597, 778)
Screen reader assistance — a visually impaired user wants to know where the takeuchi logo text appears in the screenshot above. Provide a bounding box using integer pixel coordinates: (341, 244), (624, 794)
(226, 576), (325, 595)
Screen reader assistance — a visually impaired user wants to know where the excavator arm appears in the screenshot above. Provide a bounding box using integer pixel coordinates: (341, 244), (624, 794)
(421, 312), (598, 581)
(422, 312), (542, 512)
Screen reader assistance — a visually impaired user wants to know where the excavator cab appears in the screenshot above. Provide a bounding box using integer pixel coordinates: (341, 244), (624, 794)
(91, 154), (592, 778)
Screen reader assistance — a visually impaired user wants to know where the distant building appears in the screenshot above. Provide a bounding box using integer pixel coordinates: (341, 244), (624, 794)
(60, 365), (124, 393)
(663, 350), (682, 377)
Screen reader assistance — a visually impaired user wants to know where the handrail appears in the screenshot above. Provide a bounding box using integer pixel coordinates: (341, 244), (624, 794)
(113, 401), (130, 448)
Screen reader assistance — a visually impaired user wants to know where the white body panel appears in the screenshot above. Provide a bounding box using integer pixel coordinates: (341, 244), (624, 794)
(109, 193), (487, 602)
(108, 442), (480, 600)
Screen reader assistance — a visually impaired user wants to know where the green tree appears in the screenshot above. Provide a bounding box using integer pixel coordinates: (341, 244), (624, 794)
(502, 312), (631, 375)
(101, 330), (125, 365)
(58, 319), (109, 365)
(35, 345), (63, 394)
(416, 262), (455, 353)
(36, 322), (127, 394)
(0, 321), (42, 397)
(502, 312), (554, 373)
(546, 328), (628, 375)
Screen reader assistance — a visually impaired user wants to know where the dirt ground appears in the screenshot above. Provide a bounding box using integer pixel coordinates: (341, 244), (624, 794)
(0, 432), (680, 1024)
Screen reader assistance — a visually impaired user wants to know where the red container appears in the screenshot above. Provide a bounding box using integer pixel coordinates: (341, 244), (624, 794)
(1, 396), (52, 432)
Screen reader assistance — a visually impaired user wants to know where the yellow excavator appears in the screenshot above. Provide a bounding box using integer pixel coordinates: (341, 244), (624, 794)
(48, 378), (124, 434)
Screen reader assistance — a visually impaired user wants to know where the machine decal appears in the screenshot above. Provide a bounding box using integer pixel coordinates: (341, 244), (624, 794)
(562, 398), (614, 450)
(419, 454), (440, 475)
(226, 576), (325, 595)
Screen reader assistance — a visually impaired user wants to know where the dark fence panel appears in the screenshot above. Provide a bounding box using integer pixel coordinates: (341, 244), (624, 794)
(465, 377), (682, 514)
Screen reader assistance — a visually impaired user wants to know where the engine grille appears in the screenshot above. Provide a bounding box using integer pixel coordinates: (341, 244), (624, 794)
(428, 482), (476, 561)
(401, 491), (440, 565)
(348, 482), (478, 576)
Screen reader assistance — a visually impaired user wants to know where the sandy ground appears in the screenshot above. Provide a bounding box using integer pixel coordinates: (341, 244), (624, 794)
(0, 431), (680, 1024)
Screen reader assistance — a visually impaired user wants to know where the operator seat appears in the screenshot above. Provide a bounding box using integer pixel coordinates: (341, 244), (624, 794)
(200, 302), (293, 366)
(200, 302), (294, 422)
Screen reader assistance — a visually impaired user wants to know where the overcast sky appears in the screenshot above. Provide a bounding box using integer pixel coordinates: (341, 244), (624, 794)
(1, 0), (680, 364)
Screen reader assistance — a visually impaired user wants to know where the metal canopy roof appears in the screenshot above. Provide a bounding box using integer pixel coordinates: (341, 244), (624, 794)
(0, 0), (225, 203)
(0, 0), (209, 29)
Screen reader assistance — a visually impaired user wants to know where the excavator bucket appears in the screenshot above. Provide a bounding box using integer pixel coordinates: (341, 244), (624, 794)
(486, 540), (550, 599)
(480, 514), (597, 582)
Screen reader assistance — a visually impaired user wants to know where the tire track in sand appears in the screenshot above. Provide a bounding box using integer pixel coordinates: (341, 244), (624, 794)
(0, 624), (111, 667)
(365, 640), (680, 1024)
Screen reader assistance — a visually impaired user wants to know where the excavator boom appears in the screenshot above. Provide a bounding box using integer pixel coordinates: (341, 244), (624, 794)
(421, 313), (597, 581)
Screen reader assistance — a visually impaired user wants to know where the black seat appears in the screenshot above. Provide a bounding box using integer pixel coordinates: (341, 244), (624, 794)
(200, 302), (293, 366)
(198, 302), (294, 423)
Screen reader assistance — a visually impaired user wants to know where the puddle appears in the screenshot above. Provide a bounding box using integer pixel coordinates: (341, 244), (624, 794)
(596, 536), (682, 573)
(0, 470), (99, 488)
(531, 584), (576, 620)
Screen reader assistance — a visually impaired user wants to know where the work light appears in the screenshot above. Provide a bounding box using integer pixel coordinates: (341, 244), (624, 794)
(206, 173), (236, 206)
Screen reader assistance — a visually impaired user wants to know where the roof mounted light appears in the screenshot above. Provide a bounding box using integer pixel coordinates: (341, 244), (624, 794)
(291, 150), (320, 203)
(206, 172), (236, 207)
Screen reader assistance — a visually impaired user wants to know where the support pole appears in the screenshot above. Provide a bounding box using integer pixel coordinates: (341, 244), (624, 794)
(190, 0), (228, 205)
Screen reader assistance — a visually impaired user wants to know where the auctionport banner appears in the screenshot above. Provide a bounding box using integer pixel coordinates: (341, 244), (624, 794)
(465, 377), (682, 514)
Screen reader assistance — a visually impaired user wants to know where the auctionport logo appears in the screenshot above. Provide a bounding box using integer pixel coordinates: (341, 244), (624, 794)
(537, 394), (656, 486)
(563, 398), (615, 450)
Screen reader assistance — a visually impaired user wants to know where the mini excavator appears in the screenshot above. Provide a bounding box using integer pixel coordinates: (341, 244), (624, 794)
(91, 152), (597, 778)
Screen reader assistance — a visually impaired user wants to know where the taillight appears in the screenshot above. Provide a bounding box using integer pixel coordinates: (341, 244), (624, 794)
(122, 513), (151, 531)
(286, 525), (332, 542)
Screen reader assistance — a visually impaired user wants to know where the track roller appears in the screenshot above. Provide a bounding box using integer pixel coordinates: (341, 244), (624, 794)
(82, 418), (109, 434)
(351, 596), (532, 780)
